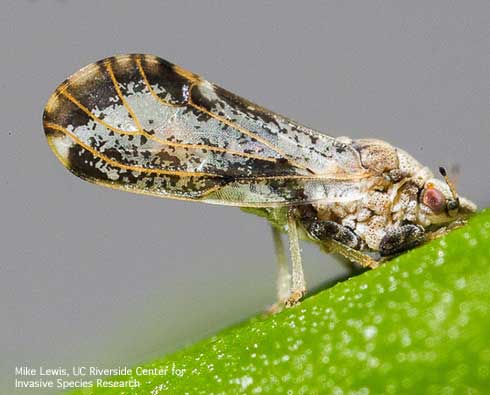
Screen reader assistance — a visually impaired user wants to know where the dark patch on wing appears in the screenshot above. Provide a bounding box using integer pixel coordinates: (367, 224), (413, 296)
(108, 56), (147, 97)
(214, 85), (282, 129)
(335, 142), (347, 154)
(222, 156), (298, 178)
(43, 93), (91, 130)
(66, 141), (229, 198)
(140, 56), (190, 105)
(67, 143), (117, 182)
(68, 61), (122, 113)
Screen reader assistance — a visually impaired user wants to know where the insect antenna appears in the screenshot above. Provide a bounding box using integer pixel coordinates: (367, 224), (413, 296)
(439, 166), (460, 210)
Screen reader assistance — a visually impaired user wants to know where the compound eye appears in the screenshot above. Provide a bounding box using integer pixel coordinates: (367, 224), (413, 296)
(422, 188), (446, 214)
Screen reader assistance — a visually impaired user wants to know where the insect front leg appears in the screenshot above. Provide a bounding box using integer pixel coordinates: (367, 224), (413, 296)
(284, 208), (306, 308)
(308, 220), (380, 269)
(379, 224), (425, 257)
(425, 219), (467, 242)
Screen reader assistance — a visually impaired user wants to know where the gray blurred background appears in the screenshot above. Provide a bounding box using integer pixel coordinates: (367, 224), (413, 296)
(1, 1), (489, 393)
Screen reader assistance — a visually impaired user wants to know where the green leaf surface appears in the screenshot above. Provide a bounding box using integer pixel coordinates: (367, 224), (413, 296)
(75, 210), (490, 395)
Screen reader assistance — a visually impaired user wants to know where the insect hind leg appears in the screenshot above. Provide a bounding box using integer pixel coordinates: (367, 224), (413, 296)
(267, 211), (306, 313)
(284, 209), (306, 307)
(268, 225), (291, 313)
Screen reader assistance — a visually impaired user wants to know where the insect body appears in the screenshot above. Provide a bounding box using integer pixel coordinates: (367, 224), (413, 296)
(43, 54), (476, 309)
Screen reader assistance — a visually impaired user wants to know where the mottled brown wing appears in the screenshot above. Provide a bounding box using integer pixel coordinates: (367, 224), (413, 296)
(43, 54), (370, 207)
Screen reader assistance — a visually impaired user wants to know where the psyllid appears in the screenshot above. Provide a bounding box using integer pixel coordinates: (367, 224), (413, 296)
(43, 54), (476, 310)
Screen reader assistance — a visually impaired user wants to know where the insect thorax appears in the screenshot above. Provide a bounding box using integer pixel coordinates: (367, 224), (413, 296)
(243, 139), (432, 254)
(309, 139), (435, 253)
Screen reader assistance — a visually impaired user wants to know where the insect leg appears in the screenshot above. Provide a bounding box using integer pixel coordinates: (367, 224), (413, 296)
(425, 219), (467, 242)
(285, 209), (306, 307)
(308, 220), (379, 269)
(379, 224), (425, 257)
(322, 239), (380, 269)
(309, 220), (361, 249)
(271, 225), (291, 306)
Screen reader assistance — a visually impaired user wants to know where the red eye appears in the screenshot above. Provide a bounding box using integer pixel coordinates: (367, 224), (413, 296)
(423, 188), (446, 214)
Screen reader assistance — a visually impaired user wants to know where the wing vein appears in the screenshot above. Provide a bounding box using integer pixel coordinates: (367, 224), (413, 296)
(46, 121), (367, 181)
(105, 60), (146, 134)
(137, 56), (311, 172)
(135, 57), (181, 108)
(44, 122), (223, 178)
(60, 88), (278, 162)
(187, 83), (311, 172)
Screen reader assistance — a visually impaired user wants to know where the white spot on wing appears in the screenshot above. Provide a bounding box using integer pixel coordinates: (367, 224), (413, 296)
(52, 133), (73, 160)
